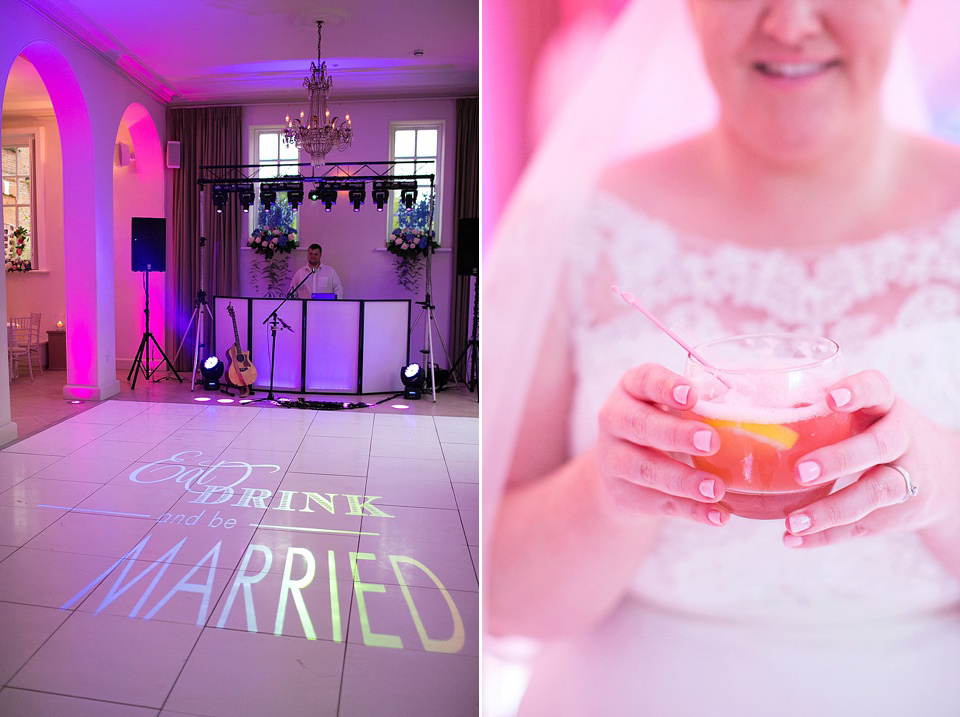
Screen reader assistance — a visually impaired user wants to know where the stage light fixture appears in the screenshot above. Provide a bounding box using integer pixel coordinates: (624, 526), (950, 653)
(319, 186), (338, 212)
(260, 185), (277, 211)
(400, 362), (425, 400)
(372, 183), (389, 212)
(212, 187), (228, 213)
(308, 186), (321, 202)
(401, 186), (417, 209)
(238, 184), (255, 213)
(200, 355), (224, 391)
(348, 185), (365, 212)
(288, 185), (304, 211)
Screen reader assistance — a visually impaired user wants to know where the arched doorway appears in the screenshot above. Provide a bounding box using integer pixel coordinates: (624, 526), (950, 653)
(0, 40), (117, 445)
(114, 104), (164, 376)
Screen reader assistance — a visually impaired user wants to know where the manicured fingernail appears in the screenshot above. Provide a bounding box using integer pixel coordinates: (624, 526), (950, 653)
(673, 384), (690, 405)
(797, 461), (821, 484)
(788, 513), (811, 533)
(708, 510), (723, 526)
(783, 533), (803, 548)
(830, 387), (852, 408)
(693, 429), (713, 453)
(698, 478), (716, 499)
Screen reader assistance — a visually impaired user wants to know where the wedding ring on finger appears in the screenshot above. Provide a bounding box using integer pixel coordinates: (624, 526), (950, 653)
(886, 464), (919, 502)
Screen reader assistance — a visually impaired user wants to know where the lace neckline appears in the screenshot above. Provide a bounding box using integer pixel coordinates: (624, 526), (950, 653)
(594, 189), (960, 261)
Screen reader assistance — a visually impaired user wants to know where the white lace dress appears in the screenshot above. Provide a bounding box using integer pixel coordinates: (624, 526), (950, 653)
(517, 194), (960, 716)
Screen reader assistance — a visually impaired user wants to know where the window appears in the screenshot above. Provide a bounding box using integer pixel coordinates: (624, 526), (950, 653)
(2, 135), (37, 269)
(389, 122), (443, 242)
(250, 127), (300, 236)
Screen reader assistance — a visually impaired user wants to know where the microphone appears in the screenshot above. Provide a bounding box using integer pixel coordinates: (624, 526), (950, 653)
(311, 267), (317, 274)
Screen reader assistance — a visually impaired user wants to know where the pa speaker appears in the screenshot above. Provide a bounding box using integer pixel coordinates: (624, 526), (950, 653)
(166, 140), (181, 169)
(131, 217), (166, 272)
(456, 218), (478, 276)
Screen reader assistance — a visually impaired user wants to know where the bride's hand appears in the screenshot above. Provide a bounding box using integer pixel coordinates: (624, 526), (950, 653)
(594, 363), (729, 527)
(782, 370), (960, 547)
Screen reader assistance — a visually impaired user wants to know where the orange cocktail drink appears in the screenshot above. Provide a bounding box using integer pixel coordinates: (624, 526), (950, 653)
(683, 334), (853, 519)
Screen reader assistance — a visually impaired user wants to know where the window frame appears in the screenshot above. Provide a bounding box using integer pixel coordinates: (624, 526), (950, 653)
(388, 120), (444, 244)
(1, 127), (46, 271)
(247, 125), (301, 239)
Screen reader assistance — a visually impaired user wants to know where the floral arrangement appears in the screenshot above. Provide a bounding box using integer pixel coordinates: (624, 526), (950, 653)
(5, 226), (31, 273)
(386, 226), (438, 292)
(386, 227), (438, 260)
(248, 226), (298, 260)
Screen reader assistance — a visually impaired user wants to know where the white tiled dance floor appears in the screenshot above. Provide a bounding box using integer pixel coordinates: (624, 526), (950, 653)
(0, 400), (479, 716)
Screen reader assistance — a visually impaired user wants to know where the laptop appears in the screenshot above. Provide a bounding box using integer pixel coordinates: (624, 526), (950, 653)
(311, 293), (337, 300)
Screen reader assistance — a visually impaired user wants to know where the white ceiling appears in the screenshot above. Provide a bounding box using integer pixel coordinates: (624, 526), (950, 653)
(4, 0), (479, 113)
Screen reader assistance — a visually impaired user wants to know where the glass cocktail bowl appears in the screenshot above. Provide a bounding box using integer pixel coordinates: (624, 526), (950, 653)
(682, 334), (853, 520)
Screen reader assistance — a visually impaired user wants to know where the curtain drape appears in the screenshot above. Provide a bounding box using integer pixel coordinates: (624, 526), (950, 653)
(451, 97), (479, 384)
(165, 106), (242, 373)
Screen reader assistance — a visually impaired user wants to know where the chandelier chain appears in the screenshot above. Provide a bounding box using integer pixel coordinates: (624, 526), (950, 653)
(316, 20), (323, 66)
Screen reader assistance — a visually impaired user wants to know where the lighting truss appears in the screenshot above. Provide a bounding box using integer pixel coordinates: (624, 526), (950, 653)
(197, 161), (433, 220)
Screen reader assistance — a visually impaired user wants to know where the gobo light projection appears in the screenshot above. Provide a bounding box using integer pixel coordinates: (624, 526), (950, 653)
(56, 451), (467, 654)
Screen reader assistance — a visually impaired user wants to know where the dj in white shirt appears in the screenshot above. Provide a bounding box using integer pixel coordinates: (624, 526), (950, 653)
(288, 243), (343, 299)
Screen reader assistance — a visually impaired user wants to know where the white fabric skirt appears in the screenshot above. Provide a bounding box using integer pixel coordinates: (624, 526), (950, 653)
(517, 598), (960, 717)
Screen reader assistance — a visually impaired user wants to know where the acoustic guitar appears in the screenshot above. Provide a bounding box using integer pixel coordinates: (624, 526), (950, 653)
(225, 303), (257, 397)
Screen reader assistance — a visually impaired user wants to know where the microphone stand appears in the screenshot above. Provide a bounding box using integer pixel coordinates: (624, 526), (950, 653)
(246, 267), (315, 405)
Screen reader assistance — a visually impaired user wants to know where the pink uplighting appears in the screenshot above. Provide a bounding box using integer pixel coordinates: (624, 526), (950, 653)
(391, 403), (410, 410)
(216, 398), (234, 403)
(193, 396), (211, 402)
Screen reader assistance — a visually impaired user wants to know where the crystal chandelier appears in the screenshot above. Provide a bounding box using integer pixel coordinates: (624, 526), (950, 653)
(283, 20), (353, 168)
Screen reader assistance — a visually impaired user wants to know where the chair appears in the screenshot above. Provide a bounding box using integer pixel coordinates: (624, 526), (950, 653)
(9, 313), (43, 381)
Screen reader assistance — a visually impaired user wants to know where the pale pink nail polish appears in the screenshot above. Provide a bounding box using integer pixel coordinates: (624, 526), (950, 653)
(673, 384), (690, 405)
(693, 429), (712, 453)
(708, 510), (723, 526)
(830, 387), (852, 408)
(783, 534), (804, 548)
(797, 461), (820, 484)
(698, 478), (716, 499)
(788, 513), (811, 533)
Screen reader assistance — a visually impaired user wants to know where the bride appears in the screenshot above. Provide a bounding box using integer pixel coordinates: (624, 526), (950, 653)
(485, 1), (960, 714)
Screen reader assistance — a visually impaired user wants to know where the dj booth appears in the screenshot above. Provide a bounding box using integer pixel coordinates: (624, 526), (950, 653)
(213, 296), (410, 394)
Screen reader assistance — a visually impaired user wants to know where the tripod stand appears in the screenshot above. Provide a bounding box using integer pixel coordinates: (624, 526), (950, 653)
(410, 246), (458, 402)
(173, 236), (215, 391)
(450, 270), (479, 395)
(128, 269), (182, 389)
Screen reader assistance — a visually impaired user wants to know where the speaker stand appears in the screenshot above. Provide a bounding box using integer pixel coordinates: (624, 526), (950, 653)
(128, 269), (182, 389)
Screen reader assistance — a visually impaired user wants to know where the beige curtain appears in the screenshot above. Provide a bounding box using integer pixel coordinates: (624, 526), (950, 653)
(165, 107), (242, 373)
(450, 97), (479, 384)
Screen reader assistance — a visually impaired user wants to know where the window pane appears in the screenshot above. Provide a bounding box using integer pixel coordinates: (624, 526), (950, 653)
(416, 129), (438, 158)
(279, 139), (299, 162)
(394, 130), (415, 158)
(2, 147), (15, 176)
(3, 206), (14, 230)
(259, 133), (278, 161)
(2, 180), (13, 204)
(259, 165), (278, 180)
(17, 178), (30, 204)
(17, 146), (30, 175)
(414, 159), (436, 178)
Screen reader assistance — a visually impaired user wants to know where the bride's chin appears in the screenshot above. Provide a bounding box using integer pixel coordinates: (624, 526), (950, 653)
(727, 120), (856, 168)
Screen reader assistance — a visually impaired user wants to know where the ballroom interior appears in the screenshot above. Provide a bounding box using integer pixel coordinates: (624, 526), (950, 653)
(0, 1), (478, 715)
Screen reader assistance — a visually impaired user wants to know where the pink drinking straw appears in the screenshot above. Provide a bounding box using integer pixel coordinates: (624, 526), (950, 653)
(611, 286), (733, 389)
